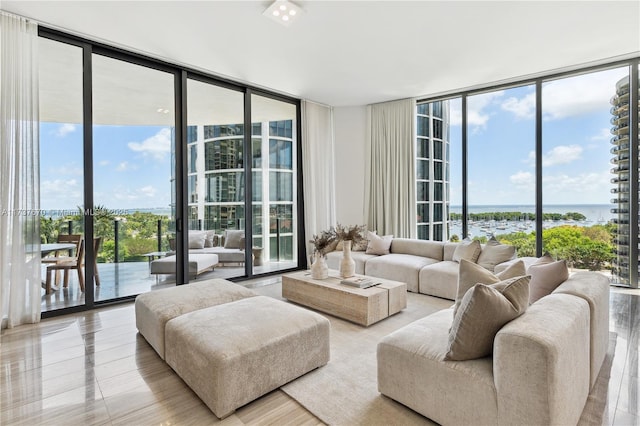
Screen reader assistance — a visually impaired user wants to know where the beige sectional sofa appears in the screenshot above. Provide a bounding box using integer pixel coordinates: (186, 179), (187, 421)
(169, 230), (247, 264)
(377, 271), (610, 425)
(327, 237), (535, 299)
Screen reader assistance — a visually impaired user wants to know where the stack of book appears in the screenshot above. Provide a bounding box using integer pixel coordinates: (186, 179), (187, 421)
(340, 276), (379, 288)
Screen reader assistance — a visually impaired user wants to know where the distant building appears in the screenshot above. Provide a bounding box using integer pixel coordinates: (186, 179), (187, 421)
(171, 121), (297, 262)
(416, 100), (450, 241)
(610, 76), (636, 284)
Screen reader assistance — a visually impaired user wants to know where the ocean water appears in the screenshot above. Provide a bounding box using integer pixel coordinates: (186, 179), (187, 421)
(448, 204), (615, 238)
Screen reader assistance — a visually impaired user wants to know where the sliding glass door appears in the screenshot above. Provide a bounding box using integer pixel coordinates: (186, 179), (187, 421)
(186, 78), (247, 280)
(38, 37), (85, 312)
(92, 54), (176, 300)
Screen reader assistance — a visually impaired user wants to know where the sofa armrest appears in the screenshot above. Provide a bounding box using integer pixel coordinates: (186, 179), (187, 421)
(493, 294), (590, 426)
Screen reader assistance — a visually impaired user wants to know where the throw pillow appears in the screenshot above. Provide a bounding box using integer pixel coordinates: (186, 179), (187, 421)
(188, 232), (206, 249)
(365, 231), (393, 255)
(528, 257), (569, 304)
(452, 239), (482, 263)
(444, 275), (530, 361)
(224, 230), (245, 249)
(476, 236), (516, 272)
(453, 258), (526, 317)
(204, 230), (216, 248)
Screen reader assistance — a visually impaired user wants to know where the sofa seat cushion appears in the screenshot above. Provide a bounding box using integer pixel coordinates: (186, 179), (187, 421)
(135, 278), (257, 359)
(191, 247), (245, 263)
(365, 254), (439, 293)
(325, 251), (377, 275)
(150, 253), (219, 277)
(418, 260), (459, 300)
(377, 309), (498, 426)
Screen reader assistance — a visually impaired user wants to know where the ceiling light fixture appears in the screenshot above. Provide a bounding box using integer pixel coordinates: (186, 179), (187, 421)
(263, 0), (303, 27)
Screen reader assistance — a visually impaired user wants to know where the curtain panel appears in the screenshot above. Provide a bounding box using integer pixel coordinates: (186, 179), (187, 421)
(0, 12), (41, 328)
(301, 100), (336, 258)
(365, 98), (416, 238)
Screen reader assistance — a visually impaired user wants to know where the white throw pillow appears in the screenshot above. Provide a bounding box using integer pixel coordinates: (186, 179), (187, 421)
(224, 230), (245, 249)
(365, 231), (393, 255)
(188, 232), (206, 249)
(452, 239), (482, 263)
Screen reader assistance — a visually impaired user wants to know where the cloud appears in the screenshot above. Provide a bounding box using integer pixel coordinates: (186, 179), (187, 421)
(526, 144), (583, 167)
(128, 128), (172, 160)
(543, 170), (611, 198)
(466, 90), (505, 132)
(98, 160), (110, 167)
(111, 185), (158, 201)
(40, 178), (83, 208)
(499, 68), (628, 121)
(116, 161), (137, 172)
(501, 93), (535, 119)
(47, 164), (83, 176)
(590, 128), (612, 141)
(53, 123), (77, 137)
(509, 171), (534, 190)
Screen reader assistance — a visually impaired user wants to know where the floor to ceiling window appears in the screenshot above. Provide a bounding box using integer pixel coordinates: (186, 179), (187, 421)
(38, 37), (84, 312)
(541, 67), (629, 279)
(418, 60), (639, 288)
(92, 53), (176, 301)
(37, 28), (303, 317)
(466, 85), (536, 243)
(251, 94), (298, 274)
(186, 78), (247, 280)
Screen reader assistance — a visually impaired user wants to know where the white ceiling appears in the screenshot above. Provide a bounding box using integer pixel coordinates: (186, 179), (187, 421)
(3, 0), (640, 108)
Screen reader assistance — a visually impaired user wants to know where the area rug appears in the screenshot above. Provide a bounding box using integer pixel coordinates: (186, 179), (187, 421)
(252, 282), (616, 426)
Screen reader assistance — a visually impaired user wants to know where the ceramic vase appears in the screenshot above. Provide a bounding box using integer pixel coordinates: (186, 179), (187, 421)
(340, 240), (356, 278)
(310, 252), (329, 279)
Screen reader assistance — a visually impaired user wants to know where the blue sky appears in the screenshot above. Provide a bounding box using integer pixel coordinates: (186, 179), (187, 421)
(40, 66), (630, 211)
(40, 123), (172, 211)
(449, 66), (629, 206)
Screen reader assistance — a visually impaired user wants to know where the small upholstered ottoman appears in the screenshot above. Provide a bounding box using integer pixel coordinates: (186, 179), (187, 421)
(165, 295), (331, 418)
(150, 253), (219, 279)
(135, 279), (256, 359)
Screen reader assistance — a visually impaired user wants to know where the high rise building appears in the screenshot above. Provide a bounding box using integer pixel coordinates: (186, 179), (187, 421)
(175, 120), (297, 262)
(610, 76), (636, 284)
(416, 100), (451, 241)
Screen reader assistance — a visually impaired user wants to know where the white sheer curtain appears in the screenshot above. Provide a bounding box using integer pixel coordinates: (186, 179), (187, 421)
(301, 100), (336, 255)
(0, 12), (41, 329)
(364, 98), (416, 238)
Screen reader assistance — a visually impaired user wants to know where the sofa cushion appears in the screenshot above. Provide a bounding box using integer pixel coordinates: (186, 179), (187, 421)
(445, 275), (530, 361)
(377, 309), (498, 426)
(365, 254), (439, 293)
(477, 236), (516, 272)
(390, 238), (445, 260)
(528, 256), (569, 304)
(224, 230), (245, 249)
(366, 232), (393, 255)
(454, 259), (526, 316)
(326, 250), (376, 275)
(443, 242), (458, 261)
(419, 261), (459, 300)
(189, 231), (206, 249)
(452, 239), (481, 263)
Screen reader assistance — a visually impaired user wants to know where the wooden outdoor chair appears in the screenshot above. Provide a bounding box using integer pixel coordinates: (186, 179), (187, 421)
(45, 238), (85, 294)
(42, 234), (83, 286)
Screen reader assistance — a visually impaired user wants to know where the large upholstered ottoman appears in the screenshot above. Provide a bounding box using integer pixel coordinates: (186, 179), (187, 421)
(150, 253), (219, 279)
(165, 295), (331, 418)
(135, 279), (256, 359)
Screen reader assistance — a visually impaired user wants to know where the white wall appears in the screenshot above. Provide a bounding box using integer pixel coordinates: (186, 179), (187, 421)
(333, 106), (367, 225)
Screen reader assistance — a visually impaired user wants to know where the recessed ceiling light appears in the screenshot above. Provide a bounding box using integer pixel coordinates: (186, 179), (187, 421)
(263, 0), (303, 27)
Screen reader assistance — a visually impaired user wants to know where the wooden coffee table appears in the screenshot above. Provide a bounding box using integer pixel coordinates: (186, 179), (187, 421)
(281, 270), (407, 326)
